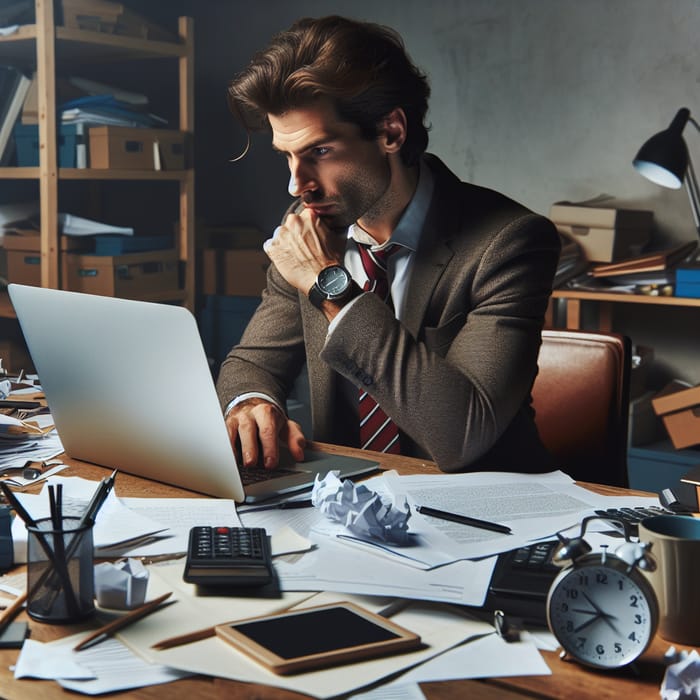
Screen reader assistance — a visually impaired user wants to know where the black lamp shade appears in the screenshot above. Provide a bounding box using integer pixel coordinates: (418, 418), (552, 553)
(633, 108), (691, 189)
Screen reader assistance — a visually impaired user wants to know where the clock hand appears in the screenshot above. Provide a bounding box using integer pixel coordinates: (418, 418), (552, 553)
(571, 607), (597, 615)
(582, 591), (622, 635)
(574, 614), (603, 633)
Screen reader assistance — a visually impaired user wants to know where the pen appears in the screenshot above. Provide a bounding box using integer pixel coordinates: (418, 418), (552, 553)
(240, 499), (314, 513)
(74, 591), (174, 651)
(415, 505), (512, 534)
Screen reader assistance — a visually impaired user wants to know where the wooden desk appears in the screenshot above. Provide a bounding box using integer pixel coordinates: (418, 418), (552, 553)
(0, 442), (680, 699)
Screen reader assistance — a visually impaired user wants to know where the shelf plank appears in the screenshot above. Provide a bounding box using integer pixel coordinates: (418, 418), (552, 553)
(0, 24), (185, 64)
(0, 167), (191, 181)
(552, 289), (700, 308)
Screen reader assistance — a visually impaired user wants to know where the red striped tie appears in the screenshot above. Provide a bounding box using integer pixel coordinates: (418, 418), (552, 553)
(357, 243), (401, 454)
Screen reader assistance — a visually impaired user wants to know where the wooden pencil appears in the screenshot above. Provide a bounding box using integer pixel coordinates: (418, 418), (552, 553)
(73, 591), (173, 651)
(0, 592), (27, 634)
(151, 624), (216, 650)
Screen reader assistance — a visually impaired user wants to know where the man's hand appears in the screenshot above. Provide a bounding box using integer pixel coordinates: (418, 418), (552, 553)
(225, 397), (306, 470)
(263, 208), (344, 294)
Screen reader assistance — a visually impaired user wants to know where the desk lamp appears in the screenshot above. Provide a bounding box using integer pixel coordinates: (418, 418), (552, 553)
(633, 107), (700, 237)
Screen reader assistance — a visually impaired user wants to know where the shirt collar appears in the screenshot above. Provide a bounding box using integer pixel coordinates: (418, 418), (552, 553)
(349, 157), (434, 251)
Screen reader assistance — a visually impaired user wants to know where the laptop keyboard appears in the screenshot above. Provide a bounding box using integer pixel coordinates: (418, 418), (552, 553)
(239, 466), (299, 486)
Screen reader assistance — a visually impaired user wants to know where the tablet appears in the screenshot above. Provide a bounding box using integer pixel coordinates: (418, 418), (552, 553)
(215, 602), (422, 675)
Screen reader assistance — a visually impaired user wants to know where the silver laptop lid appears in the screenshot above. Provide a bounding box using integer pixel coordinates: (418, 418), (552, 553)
(8, 284), (245, 501)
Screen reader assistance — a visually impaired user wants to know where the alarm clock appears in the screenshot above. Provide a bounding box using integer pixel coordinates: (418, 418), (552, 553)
(546, 515), (659, 670)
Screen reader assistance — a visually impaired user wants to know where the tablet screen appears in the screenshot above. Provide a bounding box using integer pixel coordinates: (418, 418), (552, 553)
(232, 605), (400, 659)
(216, 602), (422, 674)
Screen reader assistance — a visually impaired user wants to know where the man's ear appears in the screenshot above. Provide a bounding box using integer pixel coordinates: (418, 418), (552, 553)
(378, 107), (408, 154)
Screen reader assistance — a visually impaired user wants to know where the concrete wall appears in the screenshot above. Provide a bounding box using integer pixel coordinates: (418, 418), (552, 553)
(188, 0), (699, 387)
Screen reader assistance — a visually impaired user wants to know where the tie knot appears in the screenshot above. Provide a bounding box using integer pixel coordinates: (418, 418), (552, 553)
(358, 243), (399, 279)
(358, 243), (399, 299)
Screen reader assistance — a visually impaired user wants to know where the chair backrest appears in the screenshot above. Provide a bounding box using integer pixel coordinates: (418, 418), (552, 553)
(532, 329), (631, 487)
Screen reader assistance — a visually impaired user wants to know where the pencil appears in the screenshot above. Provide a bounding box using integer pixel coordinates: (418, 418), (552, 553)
(151, 624), (216, 650)
(0, 592), (27, 635)
(73, 591), (174, 652)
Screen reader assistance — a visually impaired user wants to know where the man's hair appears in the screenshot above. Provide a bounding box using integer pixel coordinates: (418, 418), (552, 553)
(227, 15), (431, 165)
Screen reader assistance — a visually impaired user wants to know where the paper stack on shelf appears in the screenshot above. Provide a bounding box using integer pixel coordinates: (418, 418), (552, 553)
(59, 213), (134, 236)
(60, 95), (167, 129)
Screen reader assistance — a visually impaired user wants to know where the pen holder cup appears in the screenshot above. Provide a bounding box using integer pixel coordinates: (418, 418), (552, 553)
(26, 516), (95, 624)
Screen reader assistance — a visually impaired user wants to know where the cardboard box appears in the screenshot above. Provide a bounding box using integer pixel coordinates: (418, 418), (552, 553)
(629, 440), (700, 493)
(93, 234), (174, 256)
(201, 249), (269, 297)
(60, 0), (176, 41)
(549, 203), (653, 263)
(652, 381), (700, 449)
(64, 249), (179, 298)
(89, 127), (186, 170)
(14, 123), (84, 168)
(4, 234), (87, 286)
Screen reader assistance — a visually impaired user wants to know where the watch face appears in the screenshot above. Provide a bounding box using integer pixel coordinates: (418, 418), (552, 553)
(318, 266), (350, 296)
(547, 556), (657, 669)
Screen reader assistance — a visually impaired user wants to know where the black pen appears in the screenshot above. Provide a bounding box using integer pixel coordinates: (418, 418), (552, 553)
(241, 499), (314, 513)
(415, 505), (512, 534)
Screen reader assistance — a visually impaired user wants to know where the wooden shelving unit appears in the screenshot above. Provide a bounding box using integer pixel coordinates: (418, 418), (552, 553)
(0, 0), (195, 317)
(550, 288), (700, 331)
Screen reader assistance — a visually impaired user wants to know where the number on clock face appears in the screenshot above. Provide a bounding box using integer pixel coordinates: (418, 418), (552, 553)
(547, 563), (655, 668)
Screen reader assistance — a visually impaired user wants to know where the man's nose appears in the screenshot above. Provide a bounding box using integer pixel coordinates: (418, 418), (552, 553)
(288, 159), (316, 198)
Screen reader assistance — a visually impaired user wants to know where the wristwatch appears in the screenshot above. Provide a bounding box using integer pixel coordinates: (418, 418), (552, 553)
(308, 265), (356, 309)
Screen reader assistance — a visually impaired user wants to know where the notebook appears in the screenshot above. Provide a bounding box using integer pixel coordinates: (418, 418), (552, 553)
(8, 284), (379, 502)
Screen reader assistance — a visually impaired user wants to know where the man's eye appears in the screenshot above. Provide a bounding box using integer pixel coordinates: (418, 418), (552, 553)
(312, 146), (330, 157)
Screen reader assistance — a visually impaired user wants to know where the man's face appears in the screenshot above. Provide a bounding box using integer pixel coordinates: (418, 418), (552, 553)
(269, 99), (393, 231)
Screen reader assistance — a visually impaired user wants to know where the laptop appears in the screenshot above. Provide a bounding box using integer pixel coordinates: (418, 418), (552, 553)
(8, 284), (379, 502)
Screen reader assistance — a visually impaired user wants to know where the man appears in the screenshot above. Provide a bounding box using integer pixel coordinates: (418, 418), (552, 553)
(217, 15), (561, 474)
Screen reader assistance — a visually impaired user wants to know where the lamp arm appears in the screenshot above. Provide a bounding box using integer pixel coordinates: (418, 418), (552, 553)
(684, 117), (700, 236)
(686, 153), (700, 236)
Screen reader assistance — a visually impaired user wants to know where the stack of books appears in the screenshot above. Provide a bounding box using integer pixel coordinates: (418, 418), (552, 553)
(589, 240), (697, 285)
(0, 65), (31, 165)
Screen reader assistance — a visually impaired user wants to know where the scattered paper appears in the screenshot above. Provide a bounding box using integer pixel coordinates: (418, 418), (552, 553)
(662, 648), (700, 699)
(14, 633), (189, 695)
(312, 471), (411, 545)
(350, 682), (427, 699)
(95, 558), (148, 609)
(391, 632), (551, 685)
(10, 477), (171, 562)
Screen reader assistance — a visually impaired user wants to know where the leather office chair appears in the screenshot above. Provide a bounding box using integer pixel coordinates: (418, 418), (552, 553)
(531, 329), (631, 487)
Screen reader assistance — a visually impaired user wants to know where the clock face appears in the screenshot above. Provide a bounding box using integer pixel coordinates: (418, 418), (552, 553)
(547, 556), (658, 669)
(318, 266), (350, 295)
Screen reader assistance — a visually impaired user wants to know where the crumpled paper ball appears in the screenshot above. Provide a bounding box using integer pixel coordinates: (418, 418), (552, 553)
(94, 558), (149, 609)
(311, 471), (411, 545)
(661, 647), (700, 700)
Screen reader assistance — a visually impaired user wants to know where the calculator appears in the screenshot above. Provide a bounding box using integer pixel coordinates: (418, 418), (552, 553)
(183, 526), (273, 587)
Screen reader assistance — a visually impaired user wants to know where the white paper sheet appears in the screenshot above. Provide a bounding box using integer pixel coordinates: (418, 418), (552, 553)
(14, 633), (189, 694)
(274, 534), (495, 606)
(132, 593), (492, 699)
(10, 478), (171, 562)
(388, 632), (551, 685)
